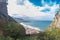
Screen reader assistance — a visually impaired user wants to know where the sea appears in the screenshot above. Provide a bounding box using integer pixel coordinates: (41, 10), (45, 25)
(22, 21), (52, 30)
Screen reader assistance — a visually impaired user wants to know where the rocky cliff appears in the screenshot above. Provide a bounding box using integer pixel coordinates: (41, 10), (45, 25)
(0, 0), (8, 31)
(48, 5), (60, 30)
(0, 0), (26, 36)
(0, 0), (8, 19)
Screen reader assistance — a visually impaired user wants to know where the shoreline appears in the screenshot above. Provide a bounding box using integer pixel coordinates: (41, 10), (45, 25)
(20, 23), (41, 34)
(20, 23), (41, 31)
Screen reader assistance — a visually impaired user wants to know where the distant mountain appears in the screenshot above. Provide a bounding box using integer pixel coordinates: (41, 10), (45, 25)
(12, 15), (33, 23)
(12, 16), (52, 23)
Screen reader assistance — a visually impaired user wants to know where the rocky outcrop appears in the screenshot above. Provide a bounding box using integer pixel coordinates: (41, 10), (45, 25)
(52, 11), (60, 28)
(0, 0), (26, 36)
(0, 0), (8, 30)
(0, 0), (8, 19)
(48, 5), (60, 30)
(25, 28), (40, 35)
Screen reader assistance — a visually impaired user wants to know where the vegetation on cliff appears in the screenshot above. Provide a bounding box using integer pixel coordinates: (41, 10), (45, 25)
(37, 26), (60, 40)
(0, 12), (26, 40)
(3, 22), (26, 40)
(0, 13), (60, 40)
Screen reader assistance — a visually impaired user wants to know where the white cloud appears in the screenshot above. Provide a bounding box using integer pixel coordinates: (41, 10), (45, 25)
(8, 0), (59, 20)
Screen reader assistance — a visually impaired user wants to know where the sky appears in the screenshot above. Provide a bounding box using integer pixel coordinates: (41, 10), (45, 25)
(8, 0), (60, 20)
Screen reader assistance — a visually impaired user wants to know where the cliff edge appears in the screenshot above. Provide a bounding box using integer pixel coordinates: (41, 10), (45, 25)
(48, 5), (60, 30)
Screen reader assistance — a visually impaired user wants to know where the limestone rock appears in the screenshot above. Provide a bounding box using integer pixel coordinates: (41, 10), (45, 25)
(48, 5), (60, 30)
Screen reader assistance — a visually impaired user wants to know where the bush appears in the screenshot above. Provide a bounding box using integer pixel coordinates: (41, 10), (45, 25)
(38, 27), (60, 40)
(3, 22), (26, 40)
(37, 32), (50, 40)
(45, 27), (60, 40)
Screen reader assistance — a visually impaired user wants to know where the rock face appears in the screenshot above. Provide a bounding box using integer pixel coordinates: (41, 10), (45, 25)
(0, 0), (8, 36)
(53, 10), (60, 28)
(25, 27), (40, 35)
(49, 5), (60, 29)
(0, 0), (26, 36)
(0, 0), (8, 19)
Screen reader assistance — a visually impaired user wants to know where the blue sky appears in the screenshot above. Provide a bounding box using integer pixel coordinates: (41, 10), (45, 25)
(8, 0), (60, 20)
(29, 0), (60, 6)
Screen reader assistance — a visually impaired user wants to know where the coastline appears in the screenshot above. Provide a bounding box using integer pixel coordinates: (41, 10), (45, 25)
(20, 23), (41, 34)
(20, 23), (40, 31)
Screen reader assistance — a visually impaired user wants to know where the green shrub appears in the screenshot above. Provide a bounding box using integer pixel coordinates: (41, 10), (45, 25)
(45, 27), (60, 40)
(3, 22), (26, 40)
(38, 27), (60, 40)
